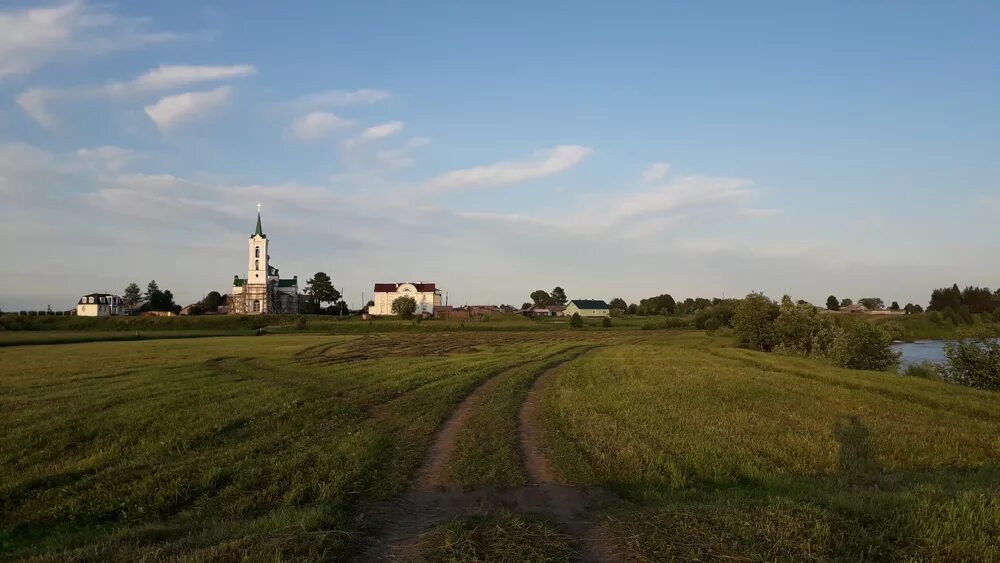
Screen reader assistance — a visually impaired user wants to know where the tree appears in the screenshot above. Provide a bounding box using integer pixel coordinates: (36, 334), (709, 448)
(929, 284), (962, 312)
(305, 272), (341, 310)
(609, 297), (628, 312)
(550, 286), (568, 306)
(829, 322), (899, 371)
(889, 301), (900, 311)
(858, 297), (884, 310)
(626, 303), (638, 315)
(202, 291), (223, 312)
(392, 296), (417, 319)
(145, 280), (160, 302)
(732, 293), (779, 351)
(840, 298), (853, 307)
(123, 282), (142, 313)
(530, 290), (552, 307)
(826, 295), (840, 311)
(570, 312), (583, 328)
(774, 296), (838, 357)
(637, 294), (676, 316)
(601, 317), (612, 328)
(521, 302), (532, 311)
(944, 331), (1000, 391)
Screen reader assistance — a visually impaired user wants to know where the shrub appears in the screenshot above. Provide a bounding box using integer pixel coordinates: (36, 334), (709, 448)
(570, 313), (583, 328)
(601, 317), (612, 328)
(902, 361), (943, 380)
(295, 316), (307, 330)
(693, 301), (736, 330)
(926, 310), (943, 325)
(829, 322), (899, 371)
(732, 293), (779, 351)
(943, 333), (1000, 391)
(391, 296), (418, 320)
(773, 297), (838, 357)
(640, 317), (691, 330)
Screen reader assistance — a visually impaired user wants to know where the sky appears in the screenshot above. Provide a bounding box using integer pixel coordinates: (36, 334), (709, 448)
(1, 1), (998, 311)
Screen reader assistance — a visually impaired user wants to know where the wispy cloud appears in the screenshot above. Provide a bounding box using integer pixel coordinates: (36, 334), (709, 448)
(75, 146), (139, 172)
(425, 145), (593, 192)
(343, 121), (404, 149)
(642, 162), (671, 184)
(376, 137), (430, 169)
(0, 0), (181, 79)
(288, 88), (390, 110)
(105, 64), (255, 95)
(16, 88), (60, 129)
(144, 86), (232, 131)
(286, 111), (354, 141)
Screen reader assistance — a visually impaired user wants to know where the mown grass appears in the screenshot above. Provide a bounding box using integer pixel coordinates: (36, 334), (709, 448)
(0, 332), (574, 560)
(414, 511), (574, 562)
(540, 332), (1000, 560)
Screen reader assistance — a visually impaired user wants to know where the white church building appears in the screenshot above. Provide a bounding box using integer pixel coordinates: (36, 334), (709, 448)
(230, 207), (298, 315)
(370, 282), (442, 316)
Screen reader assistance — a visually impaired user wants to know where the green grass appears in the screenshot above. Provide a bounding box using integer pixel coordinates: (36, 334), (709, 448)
(3, 328), (998, 560)
(414, 511), (574, 562)
(540, 332), (1000, 560)
(0, 333), (571, 560)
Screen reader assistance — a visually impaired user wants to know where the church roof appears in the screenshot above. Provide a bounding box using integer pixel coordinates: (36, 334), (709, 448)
(233, 276), (246, 287)
(374, 282), (437, 293)
(278, 278), (298, 288)
(252, 212), (266, 238)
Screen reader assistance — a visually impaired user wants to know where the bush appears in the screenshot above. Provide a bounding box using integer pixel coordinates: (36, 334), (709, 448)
(570, 313), (583, 328)
(829, 322), (899, 371)
(392, 296), (418, 320)
(640, 317), (692, 330)
(693, 301), (736, 330)
(773, 297), (838, 357)
(902, 361), (943, 380)
(601, 317), (612, 328)
(732, 293), (779, 351)
(295, 316), (307, 330)
(943, 333), (1000, 391)
(926, 310), (943, 325)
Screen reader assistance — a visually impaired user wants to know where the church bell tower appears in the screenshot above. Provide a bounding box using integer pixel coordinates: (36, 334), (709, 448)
(248, 204), (270, 283)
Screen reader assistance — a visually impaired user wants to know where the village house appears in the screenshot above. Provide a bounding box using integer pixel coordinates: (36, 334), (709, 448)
(75, 293), (124, 317)
(565, 299), (611, 318)
(370, 282), (442, 316)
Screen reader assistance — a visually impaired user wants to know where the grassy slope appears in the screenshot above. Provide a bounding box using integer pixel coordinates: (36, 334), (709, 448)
(541, 332), (1000, 560)
(0, 332), (565, 560)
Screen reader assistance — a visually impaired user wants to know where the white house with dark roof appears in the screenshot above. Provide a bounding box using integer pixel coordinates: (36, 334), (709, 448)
(229, 207), (298, 315)
(76, 293), (124, 317)
(565, 299), (611, 318)
(370, 282), (442, 316)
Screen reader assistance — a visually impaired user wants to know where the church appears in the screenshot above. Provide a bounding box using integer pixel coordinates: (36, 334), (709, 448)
(230, 206), (299, 314)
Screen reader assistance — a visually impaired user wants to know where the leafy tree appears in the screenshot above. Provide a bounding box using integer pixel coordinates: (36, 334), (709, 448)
(929, 284), (962, 312)
(521, 302), (532, 310)
(123, 282), (142, 313)
(601, 317), (612, 328)
(626, 303), (638, 315)
(305, 272), (341, 309)
(774, 296), (837, 356)
(693, 300), (737, 330)
(732, 293), (779, 351)
(638, 294), (676, 316)
(202, 291), (223, 312)
(826, 295), (840, 311)
(609, 297), (628, 312)
(961, 286), (995, 314)
(840, 298), (853, 307)
(392, 296), (417, 319)
(550, 286), (568, 306)
(943, 332), (1000, 391)
(889, 301), (900, 311)
(530, 290), (552, 307)
(858, 297), (884, 310)
(570, 312), (583, 328)
(829, 322), (899, 371)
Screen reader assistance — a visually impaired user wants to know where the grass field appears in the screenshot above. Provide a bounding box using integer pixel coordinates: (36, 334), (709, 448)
(1, 328), (997, 561)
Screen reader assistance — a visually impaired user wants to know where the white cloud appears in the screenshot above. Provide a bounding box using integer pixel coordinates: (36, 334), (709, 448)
(289, 88), (390, 109)
(75, 146), (138, 172)
(376, 137), (430, 169)
(16, 88), (60, 129)
(0, 1), (180, 79)
(361, 121), (404, 141)
(144, 86), (232, 131)
(106, 64), (256, 95)
(642, 162), (671, 184)
(425, 145), (593, 192)
(286, 112), (353, 141)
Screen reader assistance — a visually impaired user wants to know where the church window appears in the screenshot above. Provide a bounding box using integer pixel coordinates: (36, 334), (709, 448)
(253, 300), (261, 312)
(255, 259), (259, 270)
(255, 247), (260, 257)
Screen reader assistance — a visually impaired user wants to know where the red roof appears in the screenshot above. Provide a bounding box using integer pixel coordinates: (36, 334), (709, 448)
(373, 282), (437, 293)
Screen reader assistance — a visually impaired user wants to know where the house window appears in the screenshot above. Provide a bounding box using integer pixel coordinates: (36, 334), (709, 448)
(252, 300), (261, 312)
(255, 246), (260, 257)
(88, 297), (94, 303)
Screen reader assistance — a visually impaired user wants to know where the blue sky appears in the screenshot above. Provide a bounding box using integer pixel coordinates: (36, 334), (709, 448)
(1, 1), (998, 310)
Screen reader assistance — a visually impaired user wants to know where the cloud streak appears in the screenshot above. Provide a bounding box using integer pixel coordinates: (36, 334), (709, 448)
(286, 112), (354, 141)
(425, 145), (593, 192)
(144, 86), (232, 131)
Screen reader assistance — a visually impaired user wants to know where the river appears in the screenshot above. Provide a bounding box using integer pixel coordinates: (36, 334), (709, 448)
(891, 341), (947, 368)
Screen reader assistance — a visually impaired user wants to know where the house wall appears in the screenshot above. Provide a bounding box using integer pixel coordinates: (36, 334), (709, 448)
(565, 303), (610, 318)
(371, 283), (439, 315)
(76, 303), (110, 317)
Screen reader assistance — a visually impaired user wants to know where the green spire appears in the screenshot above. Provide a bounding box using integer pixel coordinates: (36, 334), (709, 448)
(254, 211), (263, 237)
